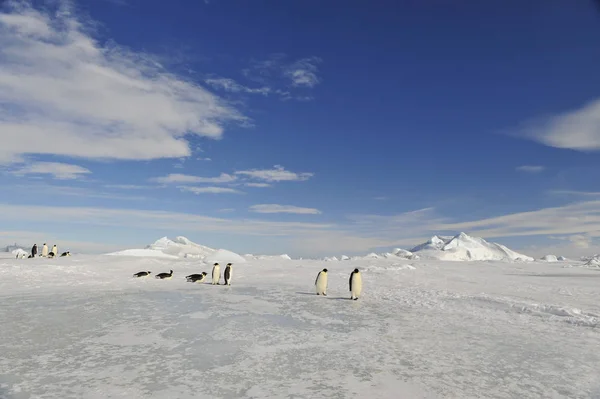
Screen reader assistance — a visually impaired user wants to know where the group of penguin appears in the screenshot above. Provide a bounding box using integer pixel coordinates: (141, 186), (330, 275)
(315, 267), (363, 300)
(135, 261), (363, 300)
(17, 243), (71, 259)
(133, 262), (233, 286)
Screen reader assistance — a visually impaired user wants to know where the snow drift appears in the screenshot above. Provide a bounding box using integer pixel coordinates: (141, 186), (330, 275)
(410, 232), (533, 262)
(541, 255), (558, 262)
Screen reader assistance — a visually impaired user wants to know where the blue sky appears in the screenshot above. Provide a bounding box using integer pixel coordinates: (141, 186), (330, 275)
(1, 0), (600, 257)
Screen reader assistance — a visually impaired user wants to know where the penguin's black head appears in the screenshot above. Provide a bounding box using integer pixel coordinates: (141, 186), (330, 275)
(202, 272), (207, 275)
(227, 263), (232, 266)
(148, 271), (152, 274)
(214, 263), (219, 266)
(170, 269), (173, 274)
(354, 268), (359, 273)
(322, 268), (328, 272)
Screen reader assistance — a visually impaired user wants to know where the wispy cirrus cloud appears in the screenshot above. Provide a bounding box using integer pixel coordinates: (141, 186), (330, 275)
(517, 98), (600, 151)
(178, 186), (243, 195)
(283, 56), (322, 88)
(516, 165), (545, 173)
(249, 204), (321, 215)
(0, 0), (247, 165)
(151, 173), (236, 184)
(204, 78), (271, 96)
(8, 161), (91, 180)
(238, 53), (322, 100)
(244, 182), (272, 188)
(235, 165), (313, 182)
(547, 189), (600, 198)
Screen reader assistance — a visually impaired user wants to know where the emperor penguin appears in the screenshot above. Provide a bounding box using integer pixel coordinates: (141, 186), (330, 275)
(52, 245), (57, 257)
(349, 268), (362, 300)
(133, 271), (152, 278)
(31, 244), (37, 258)
(42, 243), (48, 257)
(314, 268), (328, 295)
(155, 270), (173, 279)
(186, 272), (207, 283)
(224, 263), (232, 286)
(211, 263), (220, 285)
(60, 251), (71, 257)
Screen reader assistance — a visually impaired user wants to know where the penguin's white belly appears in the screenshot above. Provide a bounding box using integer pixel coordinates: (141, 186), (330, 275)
(315, 274), (327, 294)
(42, 247), (48, 256)
(351, 276), (362, 297)
(212, 267), (220, 283)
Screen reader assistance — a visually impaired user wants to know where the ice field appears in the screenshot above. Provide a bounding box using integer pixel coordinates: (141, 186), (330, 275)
(1, 251), (599, 399)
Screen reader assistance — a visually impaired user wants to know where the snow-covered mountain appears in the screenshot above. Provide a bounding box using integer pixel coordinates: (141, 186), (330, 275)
(410, 232), (533, 262)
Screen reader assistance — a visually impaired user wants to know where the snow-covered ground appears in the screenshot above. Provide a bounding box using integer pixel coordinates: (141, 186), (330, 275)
(1, 253), (599, 398)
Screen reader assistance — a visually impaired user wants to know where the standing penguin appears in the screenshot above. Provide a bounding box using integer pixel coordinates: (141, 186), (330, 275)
(224, 263), (233, 286)
(52, 245), (57, 257)
(349, 268), (362, 300)
(41, 243), (48, 257)
(314, 268), (328, 296)
(211, 263), (220, 285)
(31, 244), (37, 258)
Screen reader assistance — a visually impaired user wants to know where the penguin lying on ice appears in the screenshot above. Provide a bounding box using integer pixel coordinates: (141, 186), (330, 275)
(133, 271), (152, 278)
(186, 272), (207, 283)
(155, 270), (173, 279)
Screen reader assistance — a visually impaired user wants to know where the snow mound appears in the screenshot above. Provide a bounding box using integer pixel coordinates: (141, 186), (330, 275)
(12, 248), (28, 257)
(323, 256), (339, 262)
(584, 257), (600, 268)
(146, 236), (216, 258)
(541, 255), (558, 262)
(411, 232), (533, 262)
(106, 249), (179, 259)
(203, 249), (246, 264)
(392, 248), (419, 260)
(4, 243), (26, 252)
(244, 254), (293, 260)
(340, 255), (350, 260)
(557, 256), (567, 261)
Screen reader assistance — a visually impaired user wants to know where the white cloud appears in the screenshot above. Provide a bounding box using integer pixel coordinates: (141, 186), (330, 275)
(104, 184), (157, 190)
(178, 186), (243, 194)
(196, 157), (212, 161)
(436, 201), (600, 239)
(9, 161), (91, 179)
(0, 203), (333, 237)
(235, 165), (313, 182)
(0, 1), (246, 165)
(151, 173), (236, 184)
(217, 208), (235, 213)
(518, 98), (600, 151)
(516, 165), (545, 173)
(10, 183), (147, 201)
(284, 57), (322, 88)
(547, 190), (600, 197)
(249, 204), (321, 215)
(204, 78), (271, 96)
(244, 182), (272, 188)
(242, 54), (322, 95)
